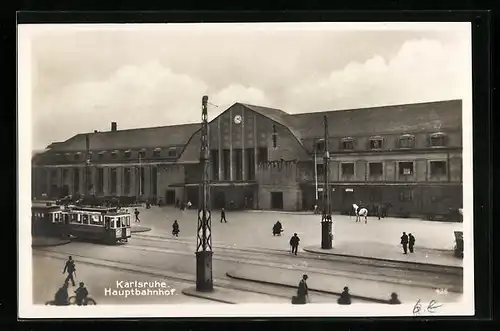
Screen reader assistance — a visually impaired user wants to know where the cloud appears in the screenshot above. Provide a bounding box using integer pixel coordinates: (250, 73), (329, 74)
(31, 36), (469, 149)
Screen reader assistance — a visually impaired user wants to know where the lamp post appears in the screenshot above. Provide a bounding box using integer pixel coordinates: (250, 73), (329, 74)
(321, 115), (333, 249)
(196, 95), (213, 292)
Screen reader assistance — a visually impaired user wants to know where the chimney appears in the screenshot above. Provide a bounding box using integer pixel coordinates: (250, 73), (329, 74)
(111, 122), (117, 132)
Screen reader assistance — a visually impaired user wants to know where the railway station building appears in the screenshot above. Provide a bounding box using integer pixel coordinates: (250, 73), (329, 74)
(32, 99), (463, 218)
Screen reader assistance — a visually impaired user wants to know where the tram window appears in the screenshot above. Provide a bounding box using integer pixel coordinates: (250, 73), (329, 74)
(71, 214), (81, 224)
(90, 214), (103, 226)
(63, 214), (70, 223)
(125, 216), (130, 226)
(82, 215), (89, 225)
(116, 217), (122, 228)
(104, 217), (111, 229)
(52, 213), (60, 223)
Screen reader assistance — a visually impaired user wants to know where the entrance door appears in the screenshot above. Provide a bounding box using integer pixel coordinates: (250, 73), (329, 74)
(214, 191), (226, 209)
(165, 190), (175, 205)
(271, 192), (284, 210)
(341, 189), (356, 214)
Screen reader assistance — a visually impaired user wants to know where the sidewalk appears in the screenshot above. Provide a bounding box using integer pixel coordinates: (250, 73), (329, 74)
(182, 286), (288, 304)
(32, 236), (71, 247)
(227, 265), (462, 304)
(304, 242), (462, 269)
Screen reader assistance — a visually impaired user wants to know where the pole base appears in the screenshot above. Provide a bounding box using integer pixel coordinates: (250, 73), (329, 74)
(321, 220), (333, 249)
(195, 251), (214, 292)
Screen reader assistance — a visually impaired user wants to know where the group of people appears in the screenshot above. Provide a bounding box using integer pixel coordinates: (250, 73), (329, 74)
(400, 232), (417, 254)
(53, 256), (90, 306)
(272, 221), (283, 236)
(294, 274), (402, 305)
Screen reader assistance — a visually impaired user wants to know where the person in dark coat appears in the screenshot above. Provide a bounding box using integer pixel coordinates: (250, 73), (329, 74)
(337, 286), (352, 305)
(295, 274), (309, 304)
(388, 292), (401, 304)
(54, 281), (69, 306)
(134, 208), (141, 223)
(272, 221), (283, 236)
(220, 208), (227, 223)
(63, 256), (76, 286)
(401, 232), (409, 254)
(172, 220), (180, 237)
(74, 282), (89, 306)
(290, 233), (300, 256)
(408, 233), (416, 253)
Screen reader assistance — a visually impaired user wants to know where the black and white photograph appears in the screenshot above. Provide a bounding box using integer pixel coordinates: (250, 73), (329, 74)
(18, 22), (473, 318)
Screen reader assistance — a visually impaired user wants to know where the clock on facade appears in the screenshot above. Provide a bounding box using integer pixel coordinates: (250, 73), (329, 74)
(234, 115), (242, 124)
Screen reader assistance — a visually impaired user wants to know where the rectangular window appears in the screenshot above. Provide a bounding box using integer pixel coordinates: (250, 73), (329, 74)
(151, 166), (158, 196)
(124, 150), (131, 158)
(369, 162), (383, 176)
(369, 138), (383, 149)
(140, 167), (145, 195)
(246, 148), (255, 180)
(211, 150), (219, 180)
(139, 150), (146, 158)
(96, 168), (104, 193)
(222, 149), (230, 180)
(110, 168), (117, 194)
(430, 161), (447, 176)
(315, 140), (325, 152)
(341, 139), (354, 150)
(399, 189), (413, 201)
(234, 149), (242, 180)
(257, 147), (268, 163)
(124, 168), (131, 194)
(341, 163), (354, 176)
(62, 169), (68, 183)
(430, 135), (446, 147)
(316, 163), (325, 177)
(74, 153), (80, 161)
(98, 152), (105, 160)
(111, 151), (117, 159)
(398, 162), (414, 175)
(73, 169), (80, 193)
(153, 149), (161, 157)
(399, 135), (415, 148)
(168, 148), (177, 157)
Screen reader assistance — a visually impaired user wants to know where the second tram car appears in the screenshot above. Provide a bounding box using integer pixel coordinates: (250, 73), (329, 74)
(32, 201), (63, 237)
(59, 206), (132, 244)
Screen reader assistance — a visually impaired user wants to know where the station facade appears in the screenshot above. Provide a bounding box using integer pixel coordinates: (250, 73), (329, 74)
(32, 99), (463, 218)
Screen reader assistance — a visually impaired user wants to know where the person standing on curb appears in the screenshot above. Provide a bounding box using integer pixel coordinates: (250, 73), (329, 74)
(408, 233), (416, 253)
(400, 232), (409, 254)
(293, 274), (309, 304)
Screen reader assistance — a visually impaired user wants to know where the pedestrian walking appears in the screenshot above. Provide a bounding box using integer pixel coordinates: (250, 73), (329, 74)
(63, 256), (76, 286)
(292, 274), (309, 304)
(408, 233), (416, 253)
(289, 233), (300, 256)
(134, 208), (140, 224)
(172, 220), (180, 237)
(401, 232), (409, 254)
(220, 208), (227, 223)
(337, 286), (352, 305)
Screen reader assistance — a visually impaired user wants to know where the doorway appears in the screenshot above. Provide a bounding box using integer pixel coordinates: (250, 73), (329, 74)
(271, 192), (284, 210)
(165, 190), (175, 205)
(341, 189), (356, 214)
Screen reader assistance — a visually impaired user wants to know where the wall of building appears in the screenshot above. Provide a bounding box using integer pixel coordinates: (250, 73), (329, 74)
(256, 160), (302, 210)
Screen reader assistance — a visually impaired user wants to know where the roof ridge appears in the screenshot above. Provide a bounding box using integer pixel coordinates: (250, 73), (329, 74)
(77, 122), (200, 136)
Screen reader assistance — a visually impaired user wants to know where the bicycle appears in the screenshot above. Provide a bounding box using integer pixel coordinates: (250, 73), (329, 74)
(69, 295), (97, 305)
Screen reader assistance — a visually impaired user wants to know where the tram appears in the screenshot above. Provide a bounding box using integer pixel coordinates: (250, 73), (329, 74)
(32, 201), (63, 237)
(61, 206), (132, 245)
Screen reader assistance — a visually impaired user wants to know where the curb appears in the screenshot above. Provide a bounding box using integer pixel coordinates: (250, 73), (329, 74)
(131, 226), (152, 233)
(226, 272), (388, 304)
(303, 247), (463, 273)
(32, 238), (72, 248)
(181, 288), (235, 304)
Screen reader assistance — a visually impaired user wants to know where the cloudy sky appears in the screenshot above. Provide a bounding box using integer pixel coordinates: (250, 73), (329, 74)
(25, 23), (471, 150)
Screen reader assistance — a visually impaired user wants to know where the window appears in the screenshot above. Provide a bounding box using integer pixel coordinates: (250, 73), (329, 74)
(430, 133), (446, 147)
(153, 148), (161, 157)
(90, 214), (102, 225)
(124, 150), (131, 158)
(341, 163), (354, 176)
(110, 168), (117, 194)
(168, 148), (177, 157)
(139, 150), (146, 158)
(124, 168), (131, 194)
(430, 161), (447, 176)
(257, 147), (268, 163)
(74, 153), (80, 161)
(399, 162), (414, 175)
(369, 162), (383, 176)
(315, 140), (325, 152)
(82, 214), (89, 225)
(74, 168), (80, 192)
(62, 169), (68, 182)
(151, 166), (158, 196)
(316, 163), (325, 177)
(369, 137), (383, 149)
(399, 135), (415, 148)
(341, 138), (354, 150)
(98, 152), (105, 160)
(70, 214), (81, 224)
(399, 189), (413, 201)
(96, 168), (104, 193)
(111, 151), (118, 159)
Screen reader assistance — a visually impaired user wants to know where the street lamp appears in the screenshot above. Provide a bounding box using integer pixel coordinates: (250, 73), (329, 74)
(196, 95), (213, 292)
(320, 116), (333, 250)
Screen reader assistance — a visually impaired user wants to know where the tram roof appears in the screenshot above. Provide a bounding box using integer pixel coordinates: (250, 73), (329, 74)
(68, 206), (129, 214)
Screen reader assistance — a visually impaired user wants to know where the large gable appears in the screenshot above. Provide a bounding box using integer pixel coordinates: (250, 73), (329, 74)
(287, 99), (462, 139)
(49, 123), (200, 152)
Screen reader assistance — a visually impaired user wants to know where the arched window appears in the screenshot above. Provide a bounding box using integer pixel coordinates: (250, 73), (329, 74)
(429, 132), (447, 147)
(398, 134), (415, 148)
(341, 137), (355, 150)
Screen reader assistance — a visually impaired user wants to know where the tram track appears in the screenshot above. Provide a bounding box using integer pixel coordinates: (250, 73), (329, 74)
(131, 233), (463, 281)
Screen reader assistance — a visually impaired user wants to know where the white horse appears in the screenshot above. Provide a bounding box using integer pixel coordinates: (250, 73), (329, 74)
(353, 203), (368, 224)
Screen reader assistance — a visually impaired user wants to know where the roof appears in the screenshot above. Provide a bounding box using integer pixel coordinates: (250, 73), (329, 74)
(49, 123), (200, 152)
(240, 103), (302, 140)
(287, 100), (462, 139)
